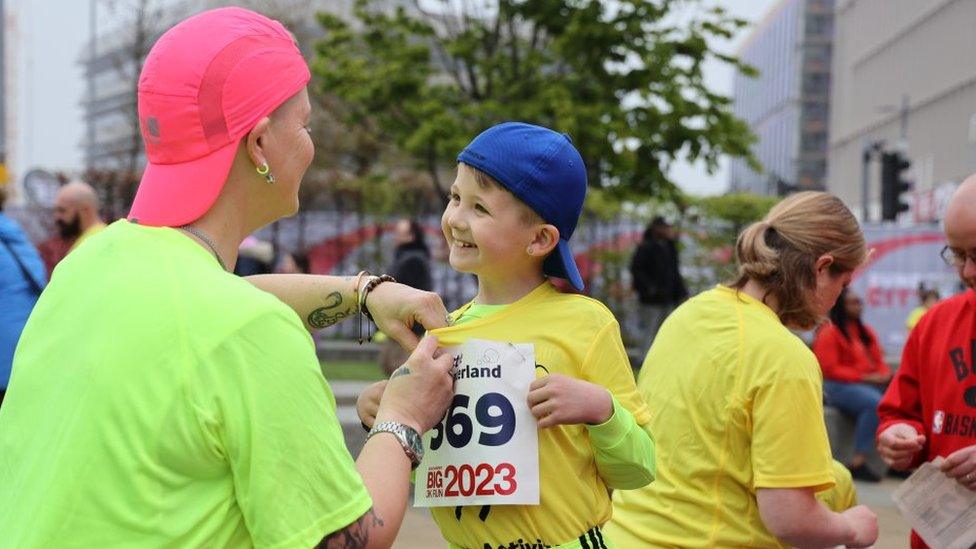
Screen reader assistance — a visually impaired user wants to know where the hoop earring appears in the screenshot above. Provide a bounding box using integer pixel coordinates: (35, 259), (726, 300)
(256, 162), (275, 184)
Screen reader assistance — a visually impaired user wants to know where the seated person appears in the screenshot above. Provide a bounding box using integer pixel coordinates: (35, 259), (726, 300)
(812, 288), (890, 482)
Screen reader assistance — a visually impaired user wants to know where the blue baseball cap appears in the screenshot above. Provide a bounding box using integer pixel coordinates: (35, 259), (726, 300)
(457, 122), (587, 291)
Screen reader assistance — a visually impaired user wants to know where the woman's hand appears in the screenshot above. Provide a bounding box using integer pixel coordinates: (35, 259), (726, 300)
(373, 336), (455, 433)
(366, 283), (448, 351)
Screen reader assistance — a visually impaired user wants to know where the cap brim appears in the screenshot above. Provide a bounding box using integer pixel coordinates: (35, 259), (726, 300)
(128, 138), (239, 227)
(543, 238), (585, 291)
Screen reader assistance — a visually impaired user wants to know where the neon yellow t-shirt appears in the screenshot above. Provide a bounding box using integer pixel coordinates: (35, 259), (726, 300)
(606, 285), (835, 548)
(452, 302), (508, 325)
(428, 282), (654, 549)
(0, 220), (371, 547)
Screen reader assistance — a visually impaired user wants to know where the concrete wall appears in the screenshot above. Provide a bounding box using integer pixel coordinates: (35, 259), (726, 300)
(828, 0), (976, 216)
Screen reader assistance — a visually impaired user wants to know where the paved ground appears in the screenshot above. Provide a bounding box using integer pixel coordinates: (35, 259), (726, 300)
(332, 381), (913, 548)
(856, 478), (912, 549)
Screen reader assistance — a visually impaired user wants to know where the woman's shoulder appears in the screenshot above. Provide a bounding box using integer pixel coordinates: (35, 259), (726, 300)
(739, 317), (818, 368)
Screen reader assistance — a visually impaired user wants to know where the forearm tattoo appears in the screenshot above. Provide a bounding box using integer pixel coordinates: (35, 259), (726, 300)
(318, 508), (384, 548)
(308, 291), (356, 329)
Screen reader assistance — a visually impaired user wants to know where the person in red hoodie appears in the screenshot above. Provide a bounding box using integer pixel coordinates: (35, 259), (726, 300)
(877, 176), (976, 549)
(813, 288), (891, 482)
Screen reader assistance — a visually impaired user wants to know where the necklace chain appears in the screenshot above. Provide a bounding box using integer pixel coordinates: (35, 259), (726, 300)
(178, 225), (228, 272)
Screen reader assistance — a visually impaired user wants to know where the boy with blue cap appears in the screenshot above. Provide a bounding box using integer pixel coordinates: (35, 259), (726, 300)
(360, 122), (656, 548)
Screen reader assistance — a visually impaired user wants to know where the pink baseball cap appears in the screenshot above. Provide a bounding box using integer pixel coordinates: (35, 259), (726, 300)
(128, 7), (311, 227)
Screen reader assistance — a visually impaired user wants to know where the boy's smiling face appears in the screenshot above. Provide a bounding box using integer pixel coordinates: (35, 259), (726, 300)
(441, 164), (542, 280)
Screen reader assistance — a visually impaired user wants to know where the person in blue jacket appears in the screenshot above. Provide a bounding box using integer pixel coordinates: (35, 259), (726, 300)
(0, 184), (46, 406)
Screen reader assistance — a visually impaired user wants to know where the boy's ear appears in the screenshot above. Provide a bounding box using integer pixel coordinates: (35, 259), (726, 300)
(527, 224), (560, 257)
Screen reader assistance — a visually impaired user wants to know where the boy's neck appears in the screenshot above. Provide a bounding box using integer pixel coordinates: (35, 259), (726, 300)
(475, 270), (548, 305)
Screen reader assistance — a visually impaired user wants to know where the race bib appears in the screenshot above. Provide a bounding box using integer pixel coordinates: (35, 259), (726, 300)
(414, 338), (539, 507)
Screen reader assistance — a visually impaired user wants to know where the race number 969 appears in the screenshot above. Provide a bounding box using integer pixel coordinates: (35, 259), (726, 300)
(429, 392), (515, 450)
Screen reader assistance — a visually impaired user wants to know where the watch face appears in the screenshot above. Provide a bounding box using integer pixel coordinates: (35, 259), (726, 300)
(372, 422), (424, 466)
(404, 427), (424, 456)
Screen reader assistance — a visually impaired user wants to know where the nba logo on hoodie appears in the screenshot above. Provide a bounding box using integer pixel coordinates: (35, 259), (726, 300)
(933, 410), (945, 434)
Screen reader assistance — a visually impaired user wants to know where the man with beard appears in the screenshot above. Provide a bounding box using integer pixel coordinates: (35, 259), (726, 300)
(54, 181), (106, 251)
(877, 175), (976, 548)
(40, 181), (107, 276)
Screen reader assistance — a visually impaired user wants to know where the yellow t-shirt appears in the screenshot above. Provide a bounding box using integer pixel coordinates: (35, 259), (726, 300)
(606, 285), (835, 548)
(816, 460), (858, 512)
(428, 282), (651, 549)
(906, 305), (929, 331)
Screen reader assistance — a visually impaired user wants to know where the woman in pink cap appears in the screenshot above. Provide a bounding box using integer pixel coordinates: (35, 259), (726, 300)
(0, 7), (452, 547)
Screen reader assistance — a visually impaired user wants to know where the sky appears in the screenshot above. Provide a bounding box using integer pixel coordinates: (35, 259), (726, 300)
(7, 0), (90, 180)
(6, 0), (781, 196)
(666, 0), (781, 195)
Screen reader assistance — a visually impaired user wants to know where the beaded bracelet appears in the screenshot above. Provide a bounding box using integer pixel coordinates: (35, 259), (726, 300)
(361, 274), (396, 321)
(357, 274), (396, 344)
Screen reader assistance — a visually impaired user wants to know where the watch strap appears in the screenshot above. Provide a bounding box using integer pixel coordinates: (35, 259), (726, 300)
(366, 421), (423, 469)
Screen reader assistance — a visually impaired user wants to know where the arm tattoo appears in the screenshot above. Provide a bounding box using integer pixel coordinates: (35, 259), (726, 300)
(317, 507), (384, 548)
(390, 365), (411, 380)
(308, 291), (356, 329)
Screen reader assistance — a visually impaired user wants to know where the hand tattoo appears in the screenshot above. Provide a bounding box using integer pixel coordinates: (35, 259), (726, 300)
(318, 507), (384, 548)
(390, 365), (411, 380)
(308, 291), (356, 329)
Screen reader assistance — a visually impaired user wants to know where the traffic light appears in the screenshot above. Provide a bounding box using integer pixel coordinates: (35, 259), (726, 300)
(881, 151), (911, 221)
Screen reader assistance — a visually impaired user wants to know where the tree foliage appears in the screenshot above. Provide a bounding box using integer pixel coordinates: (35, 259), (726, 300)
(313, 0), (760, 199)
(681, 192), (778, 285)
(695, 192), (778, 231)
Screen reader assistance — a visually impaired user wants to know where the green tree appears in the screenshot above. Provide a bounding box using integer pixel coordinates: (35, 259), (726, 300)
(682, 192), (778, 288)
(313, 0), (759, 198)
(695, 192), (778, 235)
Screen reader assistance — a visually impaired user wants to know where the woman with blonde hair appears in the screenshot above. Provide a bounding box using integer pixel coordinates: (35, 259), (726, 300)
(607, 192), (879, 548)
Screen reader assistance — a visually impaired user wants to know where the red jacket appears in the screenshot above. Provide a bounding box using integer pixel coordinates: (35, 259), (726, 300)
(878, 290), (976, 549)
(812, 321), (888, 382)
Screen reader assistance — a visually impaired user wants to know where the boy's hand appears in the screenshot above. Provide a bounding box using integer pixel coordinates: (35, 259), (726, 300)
(356, 380), (387, 429)
(527, 374), (613, 428)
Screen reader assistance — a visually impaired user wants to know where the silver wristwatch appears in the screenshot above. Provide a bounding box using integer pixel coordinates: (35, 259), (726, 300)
(366, 421), (424, 470)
